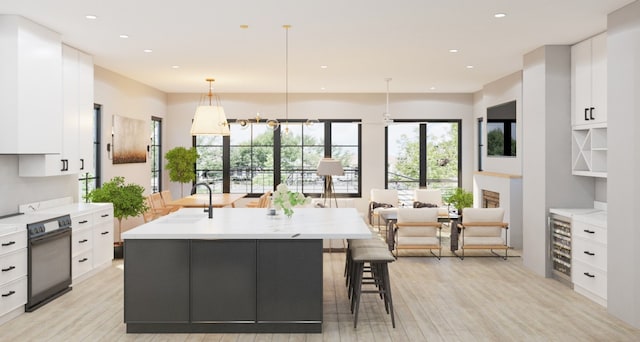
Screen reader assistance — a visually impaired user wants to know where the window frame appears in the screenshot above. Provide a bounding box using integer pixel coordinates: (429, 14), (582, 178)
(150, 116), (162, 193)
(384, 119), (462, 191)
(193, 119), (361, 198)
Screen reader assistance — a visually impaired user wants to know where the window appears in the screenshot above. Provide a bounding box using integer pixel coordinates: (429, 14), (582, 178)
(150, 117), (162, 192)
(386, 120), (460, 203)
(486, 100), (516, 157)
(79, 104), (102, 201)
(194, 120), (361, 197)
(477, 117), (483, 171)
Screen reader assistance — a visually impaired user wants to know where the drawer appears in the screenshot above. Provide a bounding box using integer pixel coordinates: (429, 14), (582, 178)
(0, 249), (27, 285)
(0, 276), (27, 317)
(573, 236), (607, 270)
(572, 260), (607, 299)
(72, 229), (93, 256)
(93, 223), (114, 267)
(93, 207), (113, 225)
(72, 213), (94, 231)
(573, 221), (606, 244)
(72, 250), (93, 279)
(0, 230), (27, 256)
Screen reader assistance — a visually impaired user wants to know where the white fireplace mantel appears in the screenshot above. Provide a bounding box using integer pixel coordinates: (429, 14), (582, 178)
(473, 171), (523, 249)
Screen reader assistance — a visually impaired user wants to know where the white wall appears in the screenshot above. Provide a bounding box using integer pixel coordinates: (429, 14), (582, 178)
(522, 45), (594, 277)
(94, 66), (167, 232)
(607, 0), (640, 328)
(475, 71), (523, 176)
(0, 155), (77, 215)
(166, 92), (474, 213)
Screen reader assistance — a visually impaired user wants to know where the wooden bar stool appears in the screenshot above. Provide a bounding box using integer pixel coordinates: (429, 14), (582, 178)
(350, 246), (396, 328)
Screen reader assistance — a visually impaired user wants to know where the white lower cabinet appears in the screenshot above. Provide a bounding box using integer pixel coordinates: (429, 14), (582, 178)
(572, 214), (607, 306)
(70, 205), (113, 284)
(0, 228), (27, 324)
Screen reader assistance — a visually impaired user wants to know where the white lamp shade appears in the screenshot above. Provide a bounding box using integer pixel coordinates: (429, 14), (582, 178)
(316, 158), (344, 176)
(190, 105), (230, 136)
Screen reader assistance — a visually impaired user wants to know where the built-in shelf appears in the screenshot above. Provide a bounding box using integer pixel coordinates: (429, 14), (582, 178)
(572, 123), (607, 178)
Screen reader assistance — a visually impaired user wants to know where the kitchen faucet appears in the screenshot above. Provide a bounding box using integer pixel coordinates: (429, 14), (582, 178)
(191, 182), (213, 219)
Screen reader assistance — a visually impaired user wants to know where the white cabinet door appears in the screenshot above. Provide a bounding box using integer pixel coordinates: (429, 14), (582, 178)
(572, 33), (607, 127)
(19, 45), (94, 177)
(590, 33), (607, 124)
(572, 38), (592, 126)
(0, 16), (62, 154)
(93, 222), (113, 268)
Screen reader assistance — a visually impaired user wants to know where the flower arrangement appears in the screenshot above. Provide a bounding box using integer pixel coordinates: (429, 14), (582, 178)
(272, 183), (311, 218)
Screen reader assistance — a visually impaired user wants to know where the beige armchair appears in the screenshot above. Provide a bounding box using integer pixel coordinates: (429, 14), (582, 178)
(413, 189), (449, 218)
(394, 208), (442, 259)
(368, 189), (399, 231)
(457, 208), (509, 259)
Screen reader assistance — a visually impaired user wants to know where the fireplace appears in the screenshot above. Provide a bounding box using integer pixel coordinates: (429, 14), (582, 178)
(482, 190), (500, 208)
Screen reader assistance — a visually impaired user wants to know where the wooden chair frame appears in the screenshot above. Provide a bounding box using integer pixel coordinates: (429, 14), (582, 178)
(456, 221), (509, 260)
(393, 221), (442, 259)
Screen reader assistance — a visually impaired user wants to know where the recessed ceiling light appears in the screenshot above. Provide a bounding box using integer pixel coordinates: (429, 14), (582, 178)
(171, 65), (180, 69)
(429, 86), (436, 90)
(119, 34), (129, 39)
(320, 87), (326, 90)
(85, 15), (97, 20)
(449, 49), (459, 53)
(143, 49), (153, 53)
(466, 65), (474, 69)
(320, 65), (328, 69)
(494, 13), (506, 18)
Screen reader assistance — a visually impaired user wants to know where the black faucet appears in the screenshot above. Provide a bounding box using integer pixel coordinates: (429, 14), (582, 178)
(191, 182), (213, 219)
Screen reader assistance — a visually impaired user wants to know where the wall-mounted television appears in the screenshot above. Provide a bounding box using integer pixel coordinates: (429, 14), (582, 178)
(487, 100), (516, 157)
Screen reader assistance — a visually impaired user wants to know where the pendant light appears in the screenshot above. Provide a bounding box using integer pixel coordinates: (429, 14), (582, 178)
(383, 78), (393, 126)
(190, 78), (230, 136)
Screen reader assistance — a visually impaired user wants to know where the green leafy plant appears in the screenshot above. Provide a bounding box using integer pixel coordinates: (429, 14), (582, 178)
(444, 187), (473, 214)
(86, 176), (148, 244)
(272, 183), (311, 218)
(165, 146), (199, 197)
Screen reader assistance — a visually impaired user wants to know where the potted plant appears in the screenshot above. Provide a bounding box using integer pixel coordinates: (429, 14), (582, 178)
(165, 146), (199, 197)
(444, 187), (474, 215)
(86, 176), (148, 258)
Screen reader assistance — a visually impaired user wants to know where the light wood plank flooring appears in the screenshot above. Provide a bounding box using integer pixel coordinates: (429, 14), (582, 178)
(1, 253), (639, 341)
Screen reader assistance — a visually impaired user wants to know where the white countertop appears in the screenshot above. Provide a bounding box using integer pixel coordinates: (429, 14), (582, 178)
(573, 210), (607, 226)
(122, 207), (373, 240)
(38, 202), (112, 216)
(549, 208), (601, 218)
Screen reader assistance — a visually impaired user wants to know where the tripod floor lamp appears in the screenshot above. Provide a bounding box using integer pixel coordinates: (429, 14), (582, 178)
(317, 158), (345, 207)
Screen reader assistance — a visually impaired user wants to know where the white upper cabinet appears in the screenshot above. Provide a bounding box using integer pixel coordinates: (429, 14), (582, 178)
(0, 15), (62, 154)
(572, 33), (607, 126)
(19, 45), (94, 176)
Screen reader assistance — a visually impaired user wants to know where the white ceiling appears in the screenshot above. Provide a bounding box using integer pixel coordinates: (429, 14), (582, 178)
(0, 0), (634, 94)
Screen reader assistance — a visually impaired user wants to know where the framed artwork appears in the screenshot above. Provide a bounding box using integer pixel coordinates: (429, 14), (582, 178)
(112, 115), (147, 164)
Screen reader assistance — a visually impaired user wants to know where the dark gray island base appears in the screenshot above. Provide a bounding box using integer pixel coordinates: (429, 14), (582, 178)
(124, 239), (323, 333)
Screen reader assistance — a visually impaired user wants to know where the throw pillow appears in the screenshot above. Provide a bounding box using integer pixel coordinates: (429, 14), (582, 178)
(413, 201), (438, 208)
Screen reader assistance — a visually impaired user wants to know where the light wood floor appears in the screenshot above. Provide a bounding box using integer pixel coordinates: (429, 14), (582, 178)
(1, 253), (639, 341)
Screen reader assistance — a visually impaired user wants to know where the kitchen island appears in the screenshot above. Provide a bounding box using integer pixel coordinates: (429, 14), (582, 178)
(121, 207), (371, 333)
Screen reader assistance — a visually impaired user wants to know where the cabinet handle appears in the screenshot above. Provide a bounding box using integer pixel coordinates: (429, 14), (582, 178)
(60, 160), (66, 172)
(101, 214), (109, 218)
(79, 239), (88, 243)
(79, 220), (89, 224)
(1, 291), (15, 297)
(101, 231), (109, 235)
(589, 107), (595, 120)
(1, 241), (15, 247)
(584, 251), (595, 256)
(583, 272), (595, 278)
(79, 258), (89, 263)
(583, 229), (595, 234)
(1, 266), (16, 272)
(80, 158), (85, 170)
(584, 108), (589, 121)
